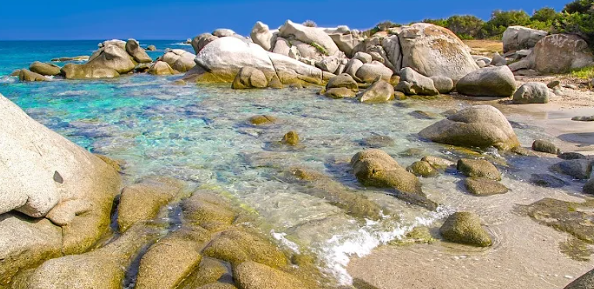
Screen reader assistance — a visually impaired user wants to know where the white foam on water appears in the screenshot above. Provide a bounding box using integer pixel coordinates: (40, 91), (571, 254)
(171, 42), (191, 46)
(271, 230), (301, 254)
(0, 76), (16, 84)
(57, 90), (90, 97)
(318, 206), (453, 285)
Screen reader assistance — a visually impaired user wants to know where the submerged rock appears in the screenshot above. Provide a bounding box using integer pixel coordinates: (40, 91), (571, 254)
(282, 131), (299, 146)
(530, 174), (568, 188)
(524, 198), (594, 243)
(456, 66), (516, 97)
(407, 161), (438, 177)
(439, 212), (492, 247)
(419, 105), (520, 151)
(465, 178), (508, 196)
(457, 159), (502, 181)
(550, 159), (592, 180)
(559, 152), (587, 160)
(360, 135), (395, 148)
(248, 115), (277, 126)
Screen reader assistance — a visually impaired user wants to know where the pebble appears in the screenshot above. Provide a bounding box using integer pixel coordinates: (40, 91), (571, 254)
(565, 275), (573, 279)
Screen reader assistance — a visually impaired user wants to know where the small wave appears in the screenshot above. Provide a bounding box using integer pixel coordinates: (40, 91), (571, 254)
(0, 76), (16, 84)
(171, 42), (191, 46)
(272, 230), (301, 253)
(57, 90), (90, 97)
(318, 206), (453, 285)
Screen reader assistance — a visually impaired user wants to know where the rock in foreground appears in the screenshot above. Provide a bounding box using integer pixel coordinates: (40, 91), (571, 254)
(440, 212), (492, 247)
(419, 105), (520, 150)
(456, 66), (516, 97)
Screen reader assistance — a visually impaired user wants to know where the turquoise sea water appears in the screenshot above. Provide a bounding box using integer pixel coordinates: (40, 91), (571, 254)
(0, 40), (581, 284)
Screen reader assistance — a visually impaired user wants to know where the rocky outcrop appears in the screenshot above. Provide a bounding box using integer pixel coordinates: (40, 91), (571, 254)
(440, 212), (492, 247)
(148, 61), (176, 75)
(231, 66), (269, 89)
(233, 261), (306, 289)
(350, 149), (437, 210)
(502, 26), (548, 53)
(61, 42), (135, 79)
(29, 61), (61, 76)
(330, 33), (362, 58)
(278, 20), (340, 56)
(398, 23), (479, 81)
(126, 39), (152, 63)
(533, 34), (594, 74)
(61, 64), (120, 79)
(0, 93), (121, 285)
(359, 79), (394, 103)
(512, 82), (550, 104)
(419, 105), (520, 150)
(250, 21), (275, 51)
(162, 49), (196, 73)
(456, 66), (516, 97)
(396, 67), (439, 95)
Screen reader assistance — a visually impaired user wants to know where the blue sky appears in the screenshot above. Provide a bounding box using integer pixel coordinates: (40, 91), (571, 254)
(0, 0), (569, 40)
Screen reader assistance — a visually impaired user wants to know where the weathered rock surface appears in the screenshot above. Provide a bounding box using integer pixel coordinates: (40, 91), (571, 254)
(118, 177), (184, 232)
(396, 67), (439, 95)
(278, 20), (340, 56)
(355, 61), (393, 83)
(351, 149), (437, 210)
(29, 61), (61, 76)
(530, 174), (568, 188)
(162, 49), (196, 73)
(457, 159), (502, 181)
(282, 131), (299, 146)
(532, 139), (560, 154)
(61, 42), (135, 79)
(456, 66), (517, 97)
(407, 161), (438, 177)
(440, 212), (492, 247)
(550, 159), (592, 180)
(564, 268), (594, 289)
(502, 26), (547, 53)
(430, 75), (454, 94)
(61, 63), (119, 79)
(359, 80), (394, 103)
(0, 93), (121, 284)
(126, 39), (152, 63)
(419, 105), (520, 150)
(250, 21), (274, 51)
(327, 73), (358, 90)
(398, 23), (479, 81)
(533, 34), (594, 74)
(192, 33), (219, 54)
(233, 261), (307, 289)
(512, 82), (550, 104)
(465, 178), (508, 196)
(231, 66), (269, 89)
(148, 61), (176, 75)
(18, 69), (48, 82)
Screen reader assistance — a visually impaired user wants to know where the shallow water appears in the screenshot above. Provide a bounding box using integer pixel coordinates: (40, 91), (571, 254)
(0, 41), (590, 285)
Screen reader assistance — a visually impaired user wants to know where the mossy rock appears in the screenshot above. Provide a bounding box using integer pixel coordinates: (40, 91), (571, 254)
(233, 261), (307, 289)
(248, 115), (277, 126)
(523, 198), (594, 243)
(361, 135), (395, 148)
(282, 131), (300, 146)
(285, 166), (384, 220)
(464, 178), (509, 196)
(195, 283), (237, 289)
(421, 155), (454, 169)
(118, 177), (184, 232)
(203, 228), (289, 268)
(181, 191), (237, 230)
(407, 161), (438, 177)
(457, 158), (501, 181)
(136, 226), (211, 289)
(179, 258), (229, 289)
(532, 139), (560, 155)
(94, 154), (123, 172)
(439, 212), (492, 247)
(564, 268), (594, 289)
(325, 87), (356, 98)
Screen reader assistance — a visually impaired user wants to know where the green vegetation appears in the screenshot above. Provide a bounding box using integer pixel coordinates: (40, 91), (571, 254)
(310, 42), (328, 56)
(570, 65), (594, 79)
(553, 0), (594, 48)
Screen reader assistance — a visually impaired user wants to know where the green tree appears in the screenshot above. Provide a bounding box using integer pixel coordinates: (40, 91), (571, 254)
(483, 10), (531, 38)
(554, 0), (594, 48)
(446, 15), (485, 39)
(531, 7), (558, 22)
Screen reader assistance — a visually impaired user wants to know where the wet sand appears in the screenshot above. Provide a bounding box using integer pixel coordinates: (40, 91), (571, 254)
(348, 87), (594, 289)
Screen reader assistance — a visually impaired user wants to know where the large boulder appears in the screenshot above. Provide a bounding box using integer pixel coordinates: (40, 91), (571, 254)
(382, 35), (402, 72)
(250, 21), (274, 51)
(512, 82), (550, 104)
(267, 51), (324, 85)
(126, 39), (152, 63)
(533, 34), (594, 74)
(456, 66), (517, 97)
(0, 93), (121, 285)
(278, 20), (340, 56)
(398, 23), (479, 81)
(162, 49), (196, 73)
(192, 33), (219, 54)
(329, 33), (362, 58)
(502, 26), (548, 53)
(419, 105), (520, 150)
(396, 67), (439, 96)
(61, 43), (134, 79)
(29, 61), (61, 76)
(359, 80), (394, 103)
(61, 63), (120, 79)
